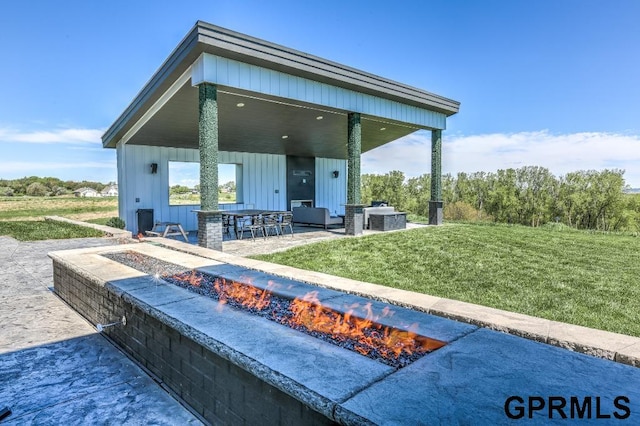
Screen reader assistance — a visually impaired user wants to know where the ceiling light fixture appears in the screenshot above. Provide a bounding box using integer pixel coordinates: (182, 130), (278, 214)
(282, 135), (288, 139)
(236, 102), (245, 107)
(316, 116), (323, 120)
(380, 127), (386, 131)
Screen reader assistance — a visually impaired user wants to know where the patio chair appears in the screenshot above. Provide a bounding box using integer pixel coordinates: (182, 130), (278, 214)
(222, 214), (232, 237)
(235, 215), (252, 239)
(278, 212), (294, 237)
(263, 214), (280, 237)
(247, 215), (266, 240)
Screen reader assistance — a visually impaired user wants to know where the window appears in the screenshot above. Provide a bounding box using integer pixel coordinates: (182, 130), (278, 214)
(168, 162), (241, 205)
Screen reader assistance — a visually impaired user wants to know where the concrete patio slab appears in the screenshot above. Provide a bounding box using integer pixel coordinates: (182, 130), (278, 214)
(336, 328), (640, 424)
(0, 237), (201, 424)
(0, 334), (197, 425)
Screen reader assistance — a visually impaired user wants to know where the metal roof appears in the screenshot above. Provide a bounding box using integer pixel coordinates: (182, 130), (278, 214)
(102, 21), (460, 158)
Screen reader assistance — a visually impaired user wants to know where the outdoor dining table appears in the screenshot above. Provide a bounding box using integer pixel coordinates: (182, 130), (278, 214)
(222, 210), (286, 239)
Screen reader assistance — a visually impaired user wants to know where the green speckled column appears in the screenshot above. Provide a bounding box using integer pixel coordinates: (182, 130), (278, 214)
(429, 129), (443, 225)
(345, 113), (364, 236)
(197, 83), (222, 249)
(347, 112), (362, 205)
(199, 83), (219, 211)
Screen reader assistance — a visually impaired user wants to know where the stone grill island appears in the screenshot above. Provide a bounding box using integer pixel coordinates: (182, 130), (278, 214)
(49, 242), (473, 424)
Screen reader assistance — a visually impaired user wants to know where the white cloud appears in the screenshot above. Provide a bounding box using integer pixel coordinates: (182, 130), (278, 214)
(0, 161), (116, 172)
(0, 127), (104, 144)
(362, 130), (640, 188)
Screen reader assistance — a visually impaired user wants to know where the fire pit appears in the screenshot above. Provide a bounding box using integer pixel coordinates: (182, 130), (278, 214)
(102, 251), (445, 368)
(51, 244), (476, 425)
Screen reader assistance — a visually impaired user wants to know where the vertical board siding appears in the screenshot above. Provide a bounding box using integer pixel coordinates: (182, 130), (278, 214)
(315, 158), (347, 215)
(119, 145), (289, 233)
(194, 53), (446, 130)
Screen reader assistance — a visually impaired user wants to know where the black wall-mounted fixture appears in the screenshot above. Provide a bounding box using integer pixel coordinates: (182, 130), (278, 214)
(332, 170), (339, 178)
(150, 163), (158, 174)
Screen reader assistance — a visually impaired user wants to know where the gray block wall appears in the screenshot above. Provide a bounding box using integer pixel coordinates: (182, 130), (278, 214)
(52, 261), (335, 426)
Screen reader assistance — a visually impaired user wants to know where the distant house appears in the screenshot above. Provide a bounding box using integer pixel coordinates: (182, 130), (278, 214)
(101, 184), (118, 197)
(74, 187), (100, 197)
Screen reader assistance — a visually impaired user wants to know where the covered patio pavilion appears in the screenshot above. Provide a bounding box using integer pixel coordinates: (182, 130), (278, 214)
(102, 21), (460, 250)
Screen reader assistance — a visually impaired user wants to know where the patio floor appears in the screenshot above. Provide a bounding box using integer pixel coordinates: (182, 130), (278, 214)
(2, 230), (640, 423)
(165, 222), (428, 257)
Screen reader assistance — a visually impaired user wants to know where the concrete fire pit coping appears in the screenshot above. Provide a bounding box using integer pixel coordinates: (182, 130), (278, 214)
(49, 242), (640, 423)
(49, 243), (475, 423)
(151, 238), (640, 368)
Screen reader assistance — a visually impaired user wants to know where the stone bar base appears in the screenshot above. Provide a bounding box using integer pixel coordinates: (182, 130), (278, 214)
(369, 212), (407, 231)
(344, 204), (365, 236)
(197, 210), (223, 250)
(429, 201), (443, 225)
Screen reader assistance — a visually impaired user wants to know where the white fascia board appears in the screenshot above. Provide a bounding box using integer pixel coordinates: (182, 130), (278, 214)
(119, 66), (193, 146)
(191, 53), (446, 130)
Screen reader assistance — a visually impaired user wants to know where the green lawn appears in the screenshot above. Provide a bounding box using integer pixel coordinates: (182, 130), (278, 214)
(254, 222), (640, 337)
(0, 220), (104, 241)
(0, 196), (118, 220)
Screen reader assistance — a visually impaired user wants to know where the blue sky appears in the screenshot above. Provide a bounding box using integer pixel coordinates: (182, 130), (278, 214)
(1, 0), (639, 186)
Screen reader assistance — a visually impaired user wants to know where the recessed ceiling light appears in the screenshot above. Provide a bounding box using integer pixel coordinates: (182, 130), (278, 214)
(282, 135), (288, 139)
(236, 102), (245, 108)
(380, 127), (386, 131)
(316, 116), (323, 120)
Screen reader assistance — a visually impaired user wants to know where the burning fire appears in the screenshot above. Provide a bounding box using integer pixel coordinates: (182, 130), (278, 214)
(214, 277), (273, 311)
(170, 270), (444, 364)
(285, 291), (444, 359)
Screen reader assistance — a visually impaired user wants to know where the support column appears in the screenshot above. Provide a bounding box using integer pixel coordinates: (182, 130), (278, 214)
(345, 112), (364, 235)
(429, 129), (443, 225)
(197, 83), (223, 250)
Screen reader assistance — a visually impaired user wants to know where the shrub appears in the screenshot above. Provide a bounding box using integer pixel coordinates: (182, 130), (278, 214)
(105, 217), (126, 229)
(26, 182), (48, 196)
(444, 201), (480, 221)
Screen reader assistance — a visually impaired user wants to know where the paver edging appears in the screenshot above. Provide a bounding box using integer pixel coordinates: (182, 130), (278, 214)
(44, 215), (133, 240)
(152, 237), (640, 368)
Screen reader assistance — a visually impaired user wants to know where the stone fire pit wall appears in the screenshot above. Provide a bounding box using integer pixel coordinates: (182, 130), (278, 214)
(49, 244), (475, 425)
(51, 249), (328, 424)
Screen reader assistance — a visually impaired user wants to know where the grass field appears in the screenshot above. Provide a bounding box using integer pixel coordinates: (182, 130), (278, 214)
(0, 195), (118, 240)
(0, 195), (118, 221)
(0, 220), (104, 241)
(254, 222), (640, 337)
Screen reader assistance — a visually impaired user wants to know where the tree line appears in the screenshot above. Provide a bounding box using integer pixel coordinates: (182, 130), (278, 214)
(0, 176), (112, 197)
(362, 167), (640, 232)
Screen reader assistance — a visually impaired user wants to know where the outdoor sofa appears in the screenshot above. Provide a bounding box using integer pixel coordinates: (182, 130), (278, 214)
(292, 207), (343, 229)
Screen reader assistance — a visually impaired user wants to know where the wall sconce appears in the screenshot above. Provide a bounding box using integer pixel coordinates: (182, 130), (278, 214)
(332, 170), (339, 178)
(150, 163), (158, 174)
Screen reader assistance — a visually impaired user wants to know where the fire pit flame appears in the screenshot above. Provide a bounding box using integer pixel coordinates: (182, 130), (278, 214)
(106, 251), (446, 368)
(284, 291), (443, 360)
(174, 274), (445, 364)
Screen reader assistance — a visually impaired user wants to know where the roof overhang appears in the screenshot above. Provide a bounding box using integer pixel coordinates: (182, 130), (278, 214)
(102, 21), (460, 159)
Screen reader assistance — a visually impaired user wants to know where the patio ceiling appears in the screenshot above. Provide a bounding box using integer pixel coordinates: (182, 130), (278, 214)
(125, 82), (420, 159)
(104, 22), (459, 158)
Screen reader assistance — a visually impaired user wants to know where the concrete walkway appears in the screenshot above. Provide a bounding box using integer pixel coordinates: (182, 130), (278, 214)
(2, 233), (640, 424)
(0, 236), (201, 424)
